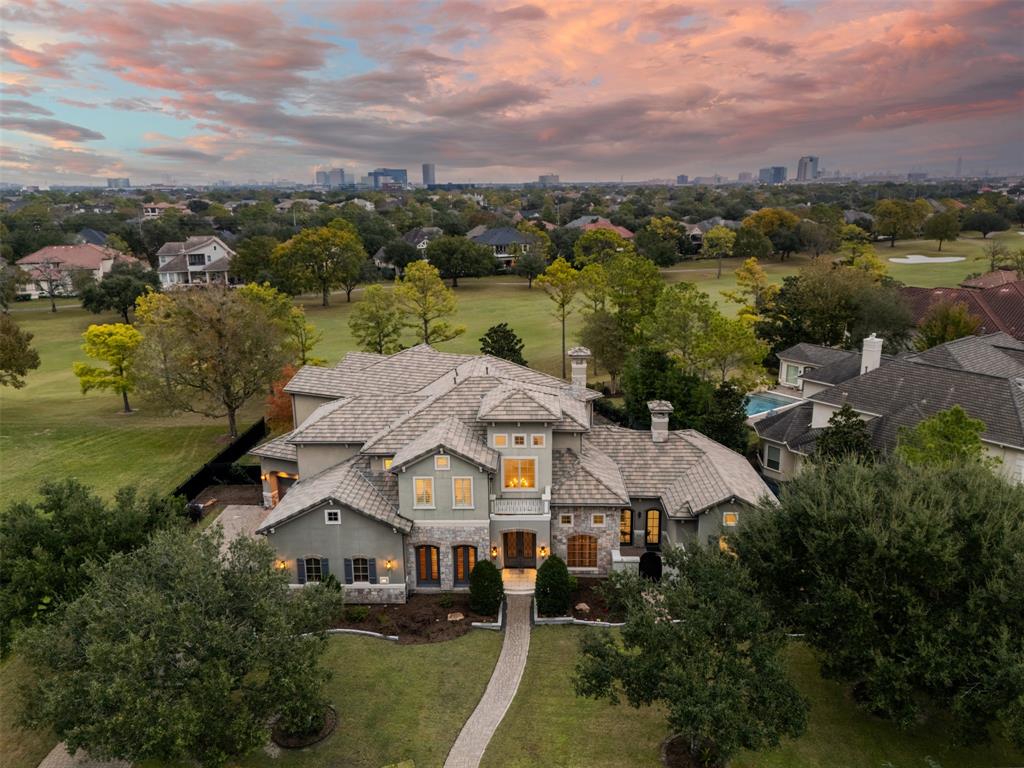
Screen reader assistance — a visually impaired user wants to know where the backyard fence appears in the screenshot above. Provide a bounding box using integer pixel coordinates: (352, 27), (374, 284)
(171, 418), (268, 500)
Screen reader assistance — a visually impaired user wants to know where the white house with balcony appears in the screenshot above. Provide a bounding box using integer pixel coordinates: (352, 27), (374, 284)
(248, 344), (770, 603)
(155, 235), (236, 287)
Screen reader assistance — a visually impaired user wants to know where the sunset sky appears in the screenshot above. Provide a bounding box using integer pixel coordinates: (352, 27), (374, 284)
(1, 0), (1022, 185)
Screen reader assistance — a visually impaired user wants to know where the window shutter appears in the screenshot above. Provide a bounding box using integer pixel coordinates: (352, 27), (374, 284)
(321, 558), (330, 579)
(368, 558), (378, 584)
(343, 558), (353, 585)
(297, 558), (306, 585)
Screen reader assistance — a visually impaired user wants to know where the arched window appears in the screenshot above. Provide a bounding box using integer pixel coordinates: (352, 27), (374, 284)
(567, 535), (597, 568)
(416, 545), (440, 586)
(619, 509), (632, 545)
(453, 546), (477, 586)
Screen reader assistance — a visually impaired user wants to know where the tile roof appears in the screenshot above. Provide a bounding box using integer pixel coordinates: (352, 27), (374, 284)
(17, 243), (130, 270)
(900, 282), (1024, 341)
(801, 354), (895, 386)
(471, 227), (535, 247)
(753, 403), (820, 454)
(251, 431), (298, 462)
(289, 394), (418, 444)
(903, 332), (1024, 378)
(777, 343), (857, 368)
(478, 383), (562, 422)
(960, 269), (1020, 289)
(390, 416), (499, 471)
(256, 455), (410, 534)
(551, 446), (630, 506)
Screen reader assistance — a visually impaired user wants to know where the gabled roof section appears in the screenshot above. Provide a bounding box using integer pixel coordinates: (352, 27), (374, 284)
(551, 447), (630, 507)
(390, 416), (499, 471)
(478, 383), (561, 422)
(284, 366), (352, 398)
(777, 343), (855, 368)
(256, 455), (410, 534)
(903, 332), (1024, 378)
(251, 430), (298, 462)
(289, 394), (418, 444)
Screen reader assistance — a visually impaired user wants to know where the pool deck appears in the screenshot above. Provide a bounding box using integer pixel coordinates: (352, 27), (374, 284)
(745, 388), (805, 425)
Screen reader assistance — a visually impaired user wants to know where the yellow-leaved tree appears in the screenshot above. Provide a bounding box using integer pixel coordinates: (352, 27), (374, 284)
(72, 323), (143, 413)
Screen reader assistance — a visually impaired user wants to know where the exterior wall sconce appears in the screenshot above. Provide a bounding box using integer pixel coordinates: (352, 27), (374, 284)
(490, 544), (499, 559)
(275, 559), (288, 571)
(538, 545), (548, 558)
(385, 559), (394, 571)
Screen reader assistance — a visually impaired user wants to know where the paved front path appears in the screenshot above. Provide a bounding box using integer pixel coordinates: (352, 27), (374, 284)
(444, 595), (532, 768)
(209, 504), (268, 554)
(38, 743), (130, 768)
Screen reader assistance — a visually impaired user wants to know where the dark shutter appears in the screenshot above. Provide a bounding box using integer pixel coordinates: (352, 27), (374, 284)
(297, 558), (306, 585)
(368, 558), (378, 584)
(321, 558), (330, 579)
(343, 558), (353, 585)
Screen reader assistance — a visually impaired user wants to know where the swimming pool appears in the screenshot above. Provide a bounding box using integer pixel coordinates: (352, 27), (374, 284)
(746, 391), (801, 416)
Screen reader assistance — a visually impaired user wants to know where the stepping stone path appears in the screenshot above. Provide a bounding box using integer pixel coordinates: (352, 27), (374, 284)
(444, 594), (532, 768)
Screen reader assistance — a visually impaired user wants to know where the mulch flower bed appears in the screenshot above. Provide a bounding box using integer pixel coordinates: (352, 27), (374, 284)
(271, 705), (338, 749)
(194, 483), (262, 508)
(568, 578), (626, 623)
(333, 593), (494, 644)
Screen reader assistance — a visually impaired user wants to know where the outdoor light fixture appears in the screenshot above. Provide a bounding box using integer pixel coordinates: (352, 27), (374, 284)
(275, 559), (287, 570)
(385, 559), (394, 571)
(490, 545), (499, 558)
(539, 546), (548, 557)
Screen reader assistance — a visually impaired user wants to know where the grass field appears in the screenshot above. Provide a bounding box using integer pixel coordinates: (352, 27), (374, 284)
(482, 627), (1024, 768)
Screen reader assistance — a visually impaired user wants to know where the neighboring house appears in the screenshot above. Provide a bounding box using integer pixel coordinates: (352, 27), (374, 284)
(75, 227), (107, 246)
(156, 235), (237, 287)
(900, 275), (1024, 341)
(142, 202), (188, 219)
(695, 216), (741, 233)
(470, 227), (536, 270)
(338, 198), (375, 212)
(563, 215), (634, 239)
(16, 244), (140, 299)
(465, 224), (488, 239)
(372, 227), (444, 272)
(275, 198), (324, 213)
(250, 345), (769, 602)
(842, 209), (874, 225)
(755, 333), (1024, 485)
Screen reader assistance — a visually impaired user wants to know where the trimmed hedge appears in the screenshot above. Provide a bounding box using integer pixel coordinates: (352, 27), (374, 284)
(469, 559), (504, 616)
(535, 554), (572, 616)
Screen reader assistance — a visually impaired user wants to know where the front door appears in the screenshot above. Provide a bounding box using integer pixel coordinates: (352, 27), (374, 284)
(645, 509), (661, 549)
(503, 531), (536, 568)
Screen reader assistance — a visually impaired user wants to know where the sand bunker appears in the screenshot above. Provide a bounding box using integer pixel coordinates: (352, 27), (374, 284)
(888, 254), (966, 264)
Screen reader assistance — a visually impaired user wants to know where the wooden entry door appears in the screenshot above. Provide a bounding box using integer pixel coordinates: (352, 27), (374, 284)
(503, 531), (536, 568)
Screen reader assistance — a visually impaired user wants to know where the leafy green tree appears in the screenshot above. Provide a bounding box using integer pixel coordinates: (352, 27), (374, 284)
(962, 210), (1009, 239)
(479, 322), (526, 365)
(698, 381), (750, 453)
(606, 252), (664, 341)
(80, 261), (160, 323)
(896, 406), (993, 468)
(797, 219), (839, 257)
(535, 554), (572, 616)
(579, 308), (629, 392)
(573, 229), (634, 267)
(134, 286), (291, 437)
(0, 313), (40, 389)
(741, 207), (801, 240)
(732, 226), (774, 262)
(578, 262), (609, 313)
(620, 347), (712, 429)
(513, 249), (547, 288)
(0, 479), (181, 655)
(72, 323), (142, 413)
(814, 404), (874, 462)
(537, 257), (581, 378)
(914, 300), (981, 351)
(635, 216), (681, 266)
(922, 211), (960, 251)
(395, 260), (464, 345)
(349, 284), (404, 354)
(469, 559), (504, 615)
(701, 224), (736, 279)
(424, 235), (495, 287)
(736, 460), (1024, 747)
(18, 529), (342, 766)
(231, 235), (291, 291)
(720, 257), (778, 321)
(236, 283), (325, 366)
(0, 263), (25, 310)
(873, 199), (925, 247)
(382, 239), (421, 277)
(103, 233), (132, 254)
(275, 224), (367, 306)
(574, 547), (808, 767)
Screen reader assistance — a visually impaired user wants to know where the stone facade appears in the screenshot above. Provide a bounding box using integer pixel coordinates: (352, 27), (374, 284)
(344, 583), (407, 604)
(404, 522), (491, 592)
(550, 505), (621, 575)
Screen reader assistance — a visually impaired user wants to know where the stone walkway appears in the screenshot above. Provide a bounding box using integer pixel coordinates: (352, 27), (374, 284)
(208, 504), (268, 554)
(38, 743), (130, 768)
(444, 594), (532, 768)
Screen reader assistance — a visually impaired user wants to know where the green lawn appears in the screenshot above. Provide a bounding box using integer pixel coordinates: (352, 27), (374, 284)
(482, 627), (1024, 768)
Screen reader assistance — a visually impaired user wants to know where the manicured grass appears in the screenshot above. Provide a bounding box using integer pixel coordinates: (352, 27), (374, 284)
(483, 627), (1024, 768)
(0, 654), (56, 768)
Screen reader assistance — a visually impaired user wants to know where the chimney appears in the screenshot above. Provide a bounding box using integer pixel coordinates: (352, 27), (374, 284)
(567, 346), (591, 389)
(647, 400), (673, 443)
(861, 333), (883, 374)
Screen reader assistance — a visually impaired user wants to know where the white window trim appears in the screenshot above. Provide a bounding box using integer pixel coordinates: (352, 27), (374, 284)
(765, 444), (782, 471)
(501, 456), (538, 492)
(324, 508), (341, 525)
(559, 513), (573, 525)
(351, 556), (370, 583)
(591, 513), (605, 526)
(513, 433), (527, 446)
(722, 511), (739, 527)
(434, 455), (451, 471)
(452, 476), (474, 509)
(493, 433), (508, 448)
(531, 433), (546, 447)
(413, 476), (436, 508)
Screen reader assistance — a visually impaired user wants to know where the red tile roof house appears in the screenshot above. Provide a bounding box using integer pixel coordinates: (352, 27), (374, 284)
(900, 271), (1024, 341)
(16, 244), (141, 300)
(564, 215), (635, 239)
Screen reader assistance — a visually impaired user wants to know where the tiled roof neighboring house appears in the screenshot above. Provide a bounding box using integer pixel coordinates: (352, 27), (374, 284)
(478, 384), (562, 422)
(563, 216), (635, 239)
(390, 416), (500, 471)
(17, 243), (134, 270)
(551, 447), (630, 506)
(961, 269), (1020, 289)
(899, 280), (1024, 341)
(777, 343), (856, 368)
(402, 226), (443, 247)
(801, 353), (895, 386)
(470, 227), (534, 247)
(251, 431), (299, 462)
(76, 227), (107, 245)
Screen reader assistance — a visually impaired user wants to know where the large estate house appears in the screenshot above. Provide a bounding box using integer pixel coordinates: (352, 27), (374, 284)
(156, 235), (236, 287)
(251, 345), (770, 603)
(16, 243), (141, 299)
(755, 332), (1024, 484)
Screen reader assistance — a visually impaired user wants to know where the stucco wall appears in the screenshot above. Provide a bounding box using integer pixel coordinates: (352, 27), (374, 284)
(486, 425), (553, 497)
(292, 394), (336, 427)
(296, 444), (358, 476)
(396, 453), (492, 521)
(552, 431), (582, 452)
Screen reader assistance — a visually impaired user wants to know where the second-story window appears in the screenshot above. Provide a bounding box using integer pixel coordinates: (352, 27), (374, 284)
(414, 477), (434, 507)
(453, 477), (474, 508)
(188, 253), (205, 266)
(494, 434), (508, 448)
(503, 458), (536, 490)
(531, 434), (545, 447)
(434, 455), (450, 471)
(513, 434), (526, 446)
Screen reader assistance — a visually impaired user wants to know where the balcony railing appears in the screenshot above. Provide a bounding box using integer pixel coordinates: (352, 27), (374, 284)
(491, 490), (550, 516)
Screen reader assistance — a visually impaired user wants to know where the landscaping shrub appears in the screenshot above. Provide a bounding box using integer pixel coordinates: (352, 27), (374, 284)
(439, 592), (454, 609)
(535, 554), (572, 616)
(469, 560), (504, 616)
(344, 605), (369, 623)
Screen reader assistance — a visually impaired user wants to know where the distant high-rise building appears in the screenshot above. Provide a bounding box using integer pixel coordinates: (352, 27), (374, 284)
(422, 163), (436, 186)
(538, 173), (560, 186)
(907, 172), (928, 181)
(369, 168), (408, 188)
(676, 174), (689, 185)
(106, 177), (130, 188)
(315, 170), (329, 186)
(955, 156), (963, 178)
(738, 172), (753, 182)
(327, 168), (345, 187)
(758, 166), (787, 184)
(796, 156), (819, 181)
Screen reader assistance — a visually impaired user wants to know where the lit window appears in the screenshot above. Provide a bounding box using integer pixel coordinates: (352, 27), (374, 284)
(592, 513), (605, 526)
(494, 434), (508, 448)
(567, 535), (597, 568)
(324, 508), (341, 525)
(416, 545), (440, 586)
(531, 434), (545, 447)
(559, 513), (573, 525)
(434, 455), (450, 471)
(646, 509), (660, 545)
(383, 457), (393, 470)
(414, 477), (434, 507)
(765, 445), (781, 471)
(352, 557), (369, 583)
(503, 458), (536, 490)
(619, 509), (632, 544)
(513, 434), (526, 446)
(453, 546), (476, 586)
(453, 477), (474, 508)
(723, 511), (739, 527)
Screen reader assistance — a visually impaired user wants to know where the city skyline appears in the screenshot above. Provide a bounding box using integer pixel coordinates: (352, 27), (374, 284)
(1, 0), (1021, 186)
